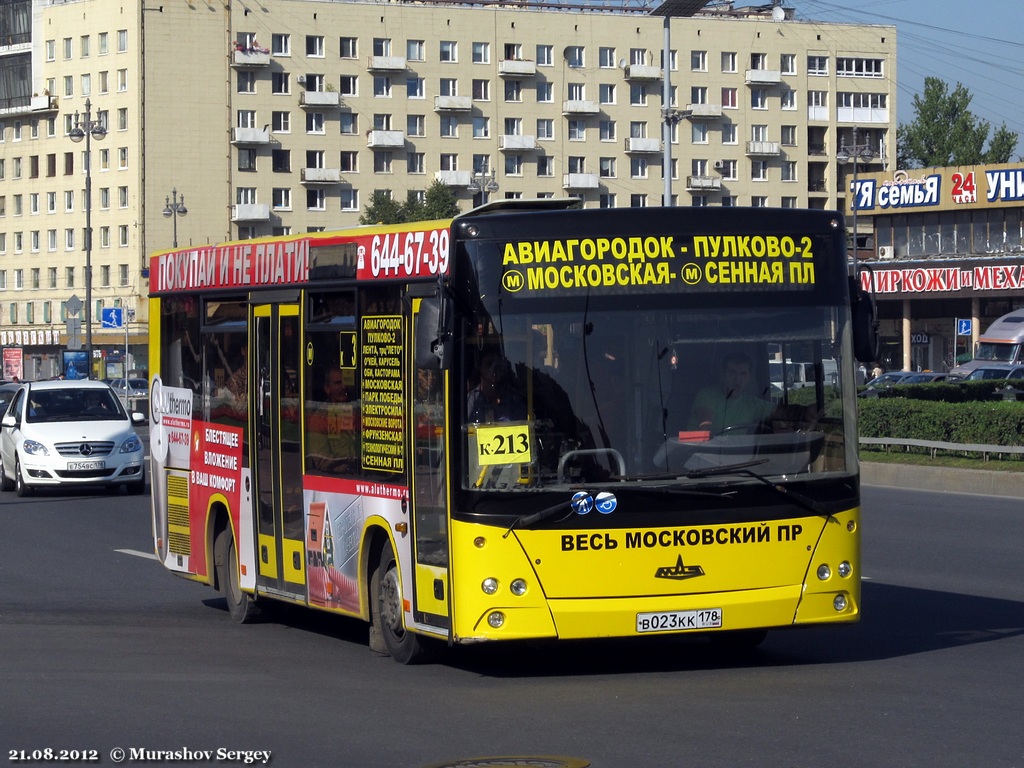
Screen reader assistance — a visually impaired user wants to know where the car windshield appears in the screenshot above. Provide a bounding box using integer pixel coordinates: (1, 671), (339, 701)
(457, 302), (856, 491)
(26, 388), (127, 423)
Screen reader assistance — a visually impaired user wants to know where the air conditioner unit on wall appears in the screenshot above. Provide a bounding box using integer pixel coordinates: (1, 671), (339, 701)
(296, 75), (306, 84)
(877, 245), (894, 260)
(713, 159), (725, 171)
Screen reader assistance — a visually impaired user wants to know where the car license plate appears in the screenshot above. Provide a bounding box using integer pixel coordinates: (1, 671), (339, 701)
(636, 608), (722, 633)
(68, 460), (105, 471)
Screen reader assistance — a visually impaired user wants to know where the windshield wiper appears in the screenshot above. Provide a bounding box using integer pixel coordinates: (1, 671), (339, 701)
(617, 459), (830, 517)
(687, 461), (830, 516)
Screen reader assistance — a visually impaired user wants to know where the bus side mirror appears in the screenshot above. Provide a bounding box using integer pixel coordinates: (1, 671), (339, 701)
(850, 275), (880, 364)
(416, 297), (453, 371)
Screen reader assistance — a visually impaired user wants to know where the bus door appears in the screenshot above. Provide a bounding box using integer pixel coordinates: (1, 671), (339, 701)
(252, 300), (306, 601)
(409, 299), (451, 634)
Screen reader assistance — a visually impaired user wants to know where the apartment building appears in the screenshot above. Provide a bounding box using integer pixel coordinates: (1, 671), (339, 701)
(0, 0), (896, 380)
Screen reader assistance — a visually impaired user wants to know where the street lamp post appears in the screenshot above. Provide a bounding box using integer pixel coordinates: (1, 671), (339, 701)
(467, 169), (499, 205)
(69, 98), (107, 379)
(836, 126), (876, 273)
(163, 188), (188, 248)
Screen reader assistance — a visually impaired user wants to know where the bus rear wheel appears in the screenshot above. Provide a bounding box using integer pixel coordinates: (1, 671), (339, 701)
(372, 540), (432, 664)
(215, 527), (260, 623)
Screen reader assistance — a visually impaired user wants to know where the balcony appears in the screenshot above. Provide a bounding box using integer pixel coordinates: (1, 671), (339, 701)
(367, 55), (407, 72)
(745, 69), (781, 85)
(499, 134), (537, 151)
(301, 168), (342, 184)
(366, 130), (405, 149)
(625, 64), (661, 81)
(231, 126), (271, 145)
(498, 59), (537, 78)
(562, 173), (600, 190)
(684, 103), (723, 120)
(625, 137), (661, 154)
(562, 100), (600, 115)
(231, 47), (270, 68)
(231, 203), (271, 222)
(746, 141), (781, 156)
(686, 175), (722, 192)
(300, 90), (341, 108)
(434, 95), (472, 112)
(434, 170), (473, 187)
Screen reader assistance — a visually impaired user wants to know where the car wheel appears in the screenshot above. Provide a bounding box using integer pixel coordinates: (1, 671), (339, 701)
(0, 458), (14, 492)
(14, 456), (32, 497)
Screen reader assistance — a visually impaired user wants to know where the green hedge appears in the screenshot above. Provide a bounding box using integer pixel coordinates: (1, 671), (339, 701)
(858, 399), (1024, 445)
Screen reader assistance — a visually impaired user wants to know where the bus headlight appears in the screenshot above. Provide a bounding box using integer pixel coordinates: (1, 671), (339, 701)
(510, 579), (528, 596)
(816, 564), (831, 581)
(487, 611), (505, 628)
(837, 561), (852, 578)
(833, 594), (848, 612)
(481, 578), (499, 595)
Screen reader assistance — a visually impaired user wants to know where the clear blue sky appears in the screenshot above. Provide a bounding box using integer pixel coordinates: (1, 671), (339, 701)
(797, 0), (1024, 159)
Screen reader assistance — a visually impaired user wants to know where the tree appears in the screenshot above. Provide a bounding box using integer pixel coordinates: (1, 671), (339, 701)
(359, 190), (404, 225)
(359, 181), (461, 225)
(899, 77), (1019, 168)
(421, 179), (462, 220)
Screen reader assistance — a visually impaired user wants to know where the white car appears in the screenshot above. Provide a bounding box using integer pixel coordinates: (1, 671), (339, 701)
(0, 380), (146, 496)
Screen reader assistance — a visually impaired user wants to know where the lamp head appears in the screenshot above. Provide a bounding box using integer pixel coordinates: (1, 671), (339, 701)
(69, 126), (85, 144)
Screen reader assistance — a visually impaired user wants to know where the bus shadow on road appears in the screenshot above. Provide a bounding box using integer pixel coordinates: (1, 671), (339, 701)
(204, 580), (1023, 676)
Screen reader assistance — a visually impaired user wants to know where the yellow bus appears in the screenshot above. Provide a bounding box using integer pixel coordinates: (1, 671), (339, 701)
(149, 201), (876, 663)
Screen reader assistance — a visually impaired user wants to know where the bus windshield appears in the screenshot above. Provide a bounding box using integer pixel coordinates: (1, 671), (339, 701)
(459, 301), (853, 492)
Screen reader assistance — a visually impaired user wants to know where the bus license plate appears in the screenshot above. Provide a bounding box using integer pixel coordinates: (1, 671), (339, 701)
(636, 609), (722, 633)
(68, 460), (105, 471)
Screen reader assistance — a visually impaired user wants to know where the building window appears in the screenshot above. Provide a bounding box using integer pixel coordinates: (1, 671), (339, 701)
(537, 45), (553, 66)
(565, 46), (584, 68)
(340, 37), (357, 58)
(807, 56), (828, 76)
(472, 42), (489, 64)
(272, 188), (291, 210)
(340, 189), (359, 210)
(306, 35), (324, 57)
(272, 34), (290, 56)
(440, 41), (457, 63)
(691, 50), (707, 71)
(407, 40), (425, 61)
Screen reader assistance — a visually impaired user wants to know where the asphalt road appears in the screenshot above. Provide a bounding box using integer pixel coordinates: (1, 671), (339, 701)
(0, 484), (1021, 768)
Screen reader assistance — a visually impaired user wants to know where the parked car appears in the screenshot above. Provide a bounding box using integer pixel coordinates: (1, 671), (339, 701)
(107, 377), (149, 398)
(895, 372), (949, 384)
(963, 364), (1024, 381)
(0, 380), (146, 496)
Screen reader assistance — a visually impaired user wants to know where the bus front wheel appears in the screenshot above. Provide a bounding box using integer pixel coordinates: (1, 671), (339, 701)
(372, 540), (431, 664)
(215, 527), (260, 624)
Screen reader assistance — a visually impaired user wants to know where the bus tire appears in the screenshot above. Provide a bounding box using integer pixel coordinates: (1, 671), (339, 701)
(215, 527), (260, 624)
(372, 540), (432, 664)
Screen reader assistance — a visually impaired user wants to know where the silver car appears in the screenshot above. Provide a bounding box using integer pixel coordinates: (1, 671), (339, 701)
(0, 380), (146, 496)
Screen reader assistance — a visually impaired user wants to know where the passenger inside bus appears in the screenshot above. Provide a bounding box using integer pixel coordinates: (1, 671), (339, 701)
(307, 366), (359, 475)
(467, 353), (526, 423)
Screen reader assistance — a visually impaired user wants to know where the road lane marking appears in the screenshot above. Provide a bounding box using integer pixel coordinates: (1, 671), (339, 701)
(115, 548), (158, 560)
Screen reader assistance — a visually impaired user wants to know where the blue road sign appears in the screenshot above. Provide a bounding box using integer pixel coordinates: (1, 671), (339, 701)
(101, 307), (124, 329)
(956, 319), (972, 336)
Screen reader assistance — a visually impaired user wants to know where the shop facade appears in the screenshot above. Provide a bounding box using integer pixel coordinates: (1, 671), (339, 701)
(854, 162), (1024, 372)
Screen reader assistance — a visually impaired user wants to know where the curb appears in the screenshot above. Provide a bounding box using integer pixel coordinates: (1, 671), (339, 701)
(861, 461), (1024, 499)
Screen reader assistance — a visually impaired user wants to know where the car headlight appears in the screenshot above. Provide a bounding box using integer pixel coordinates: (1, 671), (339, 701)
(22, 439), (50, 456)
(120, 435), (142, 454)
